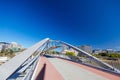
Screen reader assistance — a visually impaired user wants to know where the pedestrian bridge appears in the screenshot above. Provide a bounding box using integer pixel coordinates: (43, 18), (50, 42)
(0, 38), (119, 80)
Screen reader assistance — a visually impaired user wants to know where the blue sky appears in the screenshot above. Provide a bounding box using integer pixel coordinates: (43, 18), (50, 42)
(0, 0), (120, 50)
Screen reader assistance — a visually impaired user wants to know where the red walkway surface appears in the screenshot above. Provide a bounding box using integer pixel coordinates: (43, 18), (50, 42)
(34, 57), (64, 80)
(61, 58), (120, 80)
(34, 56), (120, 80)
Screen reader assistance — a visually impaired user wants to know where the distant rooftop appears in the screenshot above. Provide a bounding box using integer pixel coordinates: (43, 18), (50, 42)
(0, 42), (9, 44)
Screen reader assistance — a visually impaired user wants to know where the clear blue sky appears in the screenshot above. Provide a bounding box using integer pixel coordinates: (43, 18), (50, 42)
(0, 0), (120, 50)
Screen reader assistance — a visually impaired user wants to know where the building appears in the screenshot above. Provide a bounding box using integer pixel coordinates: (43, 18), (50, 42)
(8, 42), (23, 49)
(106, 49), (116, 54)
(0, 57), (8, 62)
(116, 51), (120, 54)
(0, 42), (24, 53)
(92, 49), (117, 54)
(78, 45), (92, 53)
(92, 49), (104, 54)
(0, 42), (9, 52)
(62, 45), (78, 56)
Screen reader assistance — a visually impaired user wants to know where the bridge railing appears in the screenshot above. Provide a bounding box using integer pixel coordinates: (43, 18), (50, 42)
(0, 38), (120, 80)
(52, 40), (120, 74)
(0, 38), (49, 80)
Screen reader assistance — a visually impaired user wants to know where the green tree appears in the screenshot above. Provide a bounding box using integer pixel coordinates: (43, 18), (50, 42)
(98, 53), (108, 56)
(5, 48), (15, 58)
(65, 52), (75, 56)
(109, 53), (120, 58)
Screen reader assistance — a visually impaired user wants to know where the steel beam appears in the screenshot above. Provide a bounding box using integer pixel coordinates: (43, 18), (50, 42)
(0, 38), (49, 80)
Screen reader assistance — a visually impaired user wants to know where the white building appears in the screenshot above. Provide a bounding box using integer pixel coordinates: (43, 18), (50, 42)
(0, 42), (24, 52)
(0, 42), (9, 52)
(62, 45), (78, 56)
(8, 42), (23, 49)
(106, 49), (115, 54)
(92, 49), (103, 54)
(0, 57), (8, 62)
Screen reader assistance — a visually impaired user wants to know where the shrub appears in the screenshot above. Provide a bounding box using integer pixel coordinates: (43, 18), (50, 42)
(65, 52), (75, 56)
(98, 53), (108, 56)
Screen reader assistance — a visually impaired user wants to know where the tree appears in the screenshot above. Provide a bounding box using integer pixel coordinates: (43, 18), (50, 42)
(98, 53), (108, 56)
(65, 51), (75, 56)
(108, 53), (120, 58)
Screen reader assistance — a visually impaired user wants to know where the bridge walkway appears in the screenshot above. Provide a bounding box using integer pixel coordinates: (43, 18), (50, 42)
(34, 56), (120, 80)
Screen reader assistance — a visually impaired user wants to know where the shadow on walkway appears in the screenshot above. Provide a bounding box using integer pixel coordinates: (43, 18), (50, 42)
(35, 64), (46, 80)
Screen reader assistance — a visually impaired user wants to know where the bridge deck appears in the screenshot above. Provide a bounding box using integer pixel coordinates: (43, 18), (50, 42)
(35, 56), (120, 80)
(34, 56), (64, 80)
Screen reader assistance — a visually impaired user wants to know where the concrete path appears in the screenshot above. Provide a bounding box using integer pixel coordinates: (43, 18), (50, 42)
(47, 57), (109, 80)
(34, 57), (64, 80)
(62, 58), (120, 80)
